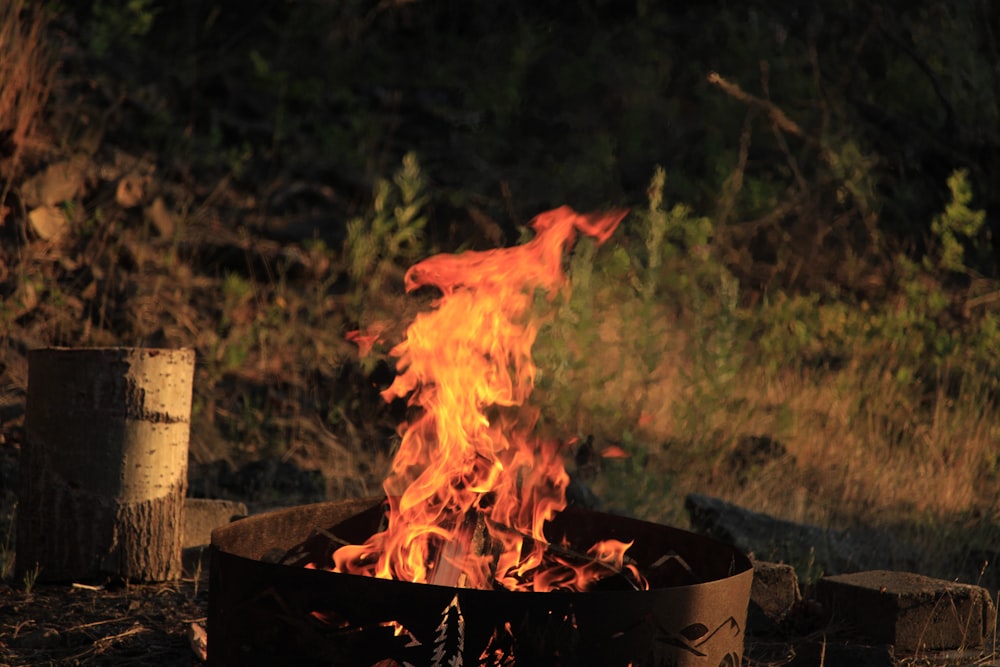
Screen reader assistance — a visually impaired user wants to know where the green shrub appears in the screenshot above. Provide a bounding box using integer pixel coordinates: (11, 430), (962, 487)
(927, 169), (987, 274)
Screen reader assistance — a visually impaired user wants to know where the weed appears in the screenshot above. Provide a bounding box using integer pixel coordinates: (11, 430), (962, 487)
(0, 507), (14, 580)
(591, 436), (680, 526)
(22, 562), (41, 595)
(344, 151), (430, 354)
(927, 169), (988, 274)
(189, 548), (205, 598)
(5, 0), (1000, 598)
(0, 548), (12, 580)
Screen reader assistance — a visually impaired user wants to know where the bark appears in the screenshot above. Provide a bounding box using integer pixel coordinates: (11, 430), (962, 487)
(16, 347), (194, 582)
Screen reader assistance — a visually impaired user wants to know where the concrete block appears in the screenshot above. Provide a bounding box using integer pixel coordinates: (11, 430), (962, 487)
(183, 498), (247, 548)
(816, 570), (995, 652)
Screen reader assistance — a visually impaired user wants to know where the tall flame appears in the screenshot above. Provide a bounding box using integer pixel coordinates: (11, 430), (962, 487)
(334, 206), (637, 591)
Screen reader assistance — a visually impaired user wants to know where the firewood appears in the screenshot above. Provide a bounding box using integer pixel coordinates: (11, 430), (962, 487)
(428, 510), (493, 589)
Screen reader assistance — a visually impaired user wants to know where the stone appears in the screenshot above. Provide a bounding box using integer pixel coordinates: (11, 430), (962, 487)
(145, 195), (175, 238)
(20, 155), (92, 208)
(684, 493), (916, 575)
(815, 570), (996, 653)
(27, 205), (69, 241)
(748, 560), (800, 634)
(116, 171), (146, 208)
(183, 498), (247, 548)
(188, 459), (326, 506)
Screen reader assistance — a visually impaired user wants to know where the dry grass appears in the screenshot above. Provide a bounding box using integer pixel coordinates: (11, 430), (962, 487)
(584, 325), (1000, 587)
(0, 1), (994, 598)
(716, 364), (994, 518)
(0, 0), (56, 183)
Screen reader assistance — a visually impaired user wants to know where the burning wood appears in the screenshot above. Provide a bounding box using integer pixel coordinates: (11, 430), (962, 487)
(428, 509), (647, 591)
(481, 517), (646, 592)
(210, 499), (756, 666)
(428, 510), (494, 588)
(332, 206), (646, 592)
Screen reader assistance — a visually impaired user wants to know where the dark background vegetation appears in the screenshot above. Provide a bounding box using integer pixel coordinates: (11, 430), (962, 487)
(0, 0), (1000, 636)
(47, 0), (1000, 282)
(3, 1), (1000, 661)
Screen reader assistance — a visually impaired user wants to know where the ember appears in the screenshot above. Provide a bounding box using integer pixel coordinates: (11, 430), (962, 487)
(332, 206), (638, 592)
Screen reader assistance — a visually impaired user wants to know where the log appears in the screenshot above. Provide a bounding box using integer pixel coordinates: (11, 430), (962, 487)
(429, 510), (491, 589)
(16, 347), (195, 582)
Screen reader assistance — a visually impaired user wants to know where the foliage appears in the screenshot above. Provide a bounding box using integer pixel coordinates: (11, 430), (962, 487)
(532, 166), (742, 449)
(927, 169), (987, 274)
(754, 169), (996, 390)
(5, 0), (1000, 591)
(59, 0), (1000, 282)
(87, 0), (159, 58)
(21, 562), (41, 595)
(344, 152), (429, 322)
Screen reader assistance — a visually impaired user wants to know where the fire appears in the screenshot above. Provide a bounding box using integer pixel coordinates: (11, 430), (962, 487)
(334, 206), (644, 592)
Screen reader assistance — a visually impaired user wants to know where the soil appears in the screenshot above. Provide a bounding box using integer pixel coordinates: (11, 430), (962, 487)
(0, 574), (207, 667)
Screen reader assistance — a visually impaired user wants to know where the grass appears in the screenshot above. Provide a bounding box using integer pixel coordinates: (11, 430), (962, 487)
(2, 1), (1000, 605)
(0, 0), (55, 184)
(583, 308), (1000, 586)
(523, 168), (1000, 591)
(21, 562), (41, 595)
(1, 515), (14, 581)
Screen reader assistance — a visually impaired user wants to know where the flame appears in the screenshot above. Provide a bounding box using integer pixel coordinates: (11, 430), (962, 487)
(334, 206), (643, 592)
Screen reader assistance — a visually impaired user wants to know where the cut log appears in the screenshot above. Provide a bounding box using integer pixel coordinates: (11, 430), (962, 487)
(429, 511), (491, 589)
(16, 347), (195, 582)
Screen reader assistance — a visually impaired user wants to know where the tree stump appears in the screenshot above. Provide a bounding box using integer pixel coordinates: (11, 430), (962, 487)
(16, 347), (195, 582)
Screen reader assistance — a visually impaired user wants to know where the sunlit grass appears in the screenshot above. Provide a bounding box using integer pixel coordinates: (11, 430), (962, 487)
(582, 331), (1000, 587)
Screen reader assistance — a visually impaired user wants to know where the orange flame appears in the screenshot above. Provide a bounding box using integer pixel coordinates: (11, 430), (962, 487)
(335, 206), (641, 591)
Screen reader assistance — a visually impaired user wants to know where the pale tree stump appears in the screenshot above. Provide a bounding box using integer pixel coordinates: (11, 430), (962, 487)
(16, 348), (195, 582)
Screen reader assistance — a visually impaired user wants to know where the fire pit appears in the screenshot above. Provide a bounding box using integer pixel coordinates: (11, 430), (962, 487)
(209, 207), (753, 665)
(209, 497), (753, 666)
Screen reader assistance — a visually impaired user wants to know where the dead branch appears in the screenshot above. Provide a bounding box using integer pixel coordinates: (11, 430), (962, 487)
(715, 108), (755, 227)
(965, 290), (1000, 313)
(707, 71), (812, 143)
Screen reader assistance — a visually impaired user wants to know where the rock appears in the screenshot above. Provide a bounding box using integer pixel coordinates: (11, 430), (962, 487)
(12, 279), (38, 316)
(188, 458), (326, 507)
(748, 560), (800, 634)
(684, 493), (915, 575)
(145, 195), (176, 238)
(27, 205), (68, 241)
(116, 171), (147, 208)
(20, 155), (92, 207)
(183, 497), (248, 548)
(815, 570), (996, 653)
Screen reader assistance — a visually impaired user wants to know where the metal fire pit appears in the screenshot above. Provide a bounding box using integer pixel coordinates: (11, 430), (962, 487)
(209, 498), (752, 666)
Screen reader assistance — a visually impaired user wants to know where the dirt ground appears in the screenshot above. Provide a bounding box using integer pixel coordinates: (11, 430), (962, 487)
(0, 567), (208, 667)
